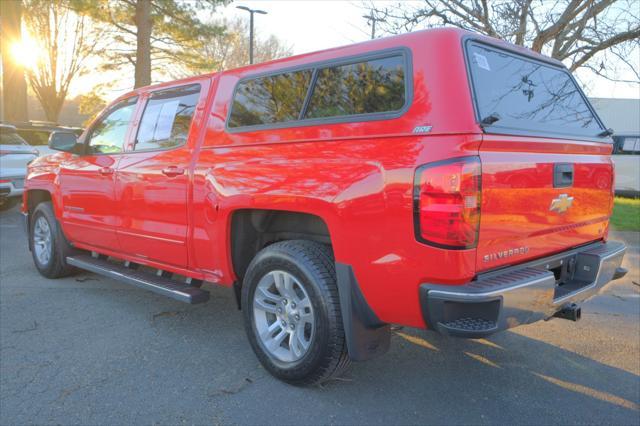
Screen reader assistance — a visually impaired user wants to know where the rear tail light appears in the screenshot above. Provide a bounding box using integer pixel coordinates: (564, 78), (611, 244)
(413, 156), (481, 249)
(609, 160), (615, 216)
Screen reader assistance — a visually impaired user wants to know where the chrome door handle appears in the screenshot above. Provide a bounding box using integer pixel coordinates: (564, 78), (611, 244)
(99, 167), (114, 175)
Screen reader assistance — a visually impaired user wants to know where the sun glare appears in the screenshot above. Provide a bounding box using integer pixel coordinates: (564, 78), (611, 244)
(10, 35), (41, 72)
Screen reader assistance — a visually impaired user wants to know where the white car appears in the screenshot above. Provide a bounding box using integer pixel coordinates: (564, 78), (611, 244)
(0, 124), (38, 210)
(612, 134), (640, 197)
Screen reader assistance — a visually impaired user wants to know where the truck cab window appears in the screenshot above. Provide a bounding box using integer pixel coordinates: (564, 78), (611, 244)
(135, 84), (201, 151)
(86, 97), (138, 155)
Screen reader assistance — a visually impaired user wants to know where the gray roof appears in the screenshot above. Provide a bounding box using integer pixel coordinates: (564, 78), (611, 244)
(589, 98), (640, 135)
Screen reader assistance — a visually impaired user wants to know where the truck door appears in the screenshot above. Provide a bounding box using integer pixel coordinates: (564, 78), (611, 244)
(115, 83), (203, 268)
(58, 96), (138, 251)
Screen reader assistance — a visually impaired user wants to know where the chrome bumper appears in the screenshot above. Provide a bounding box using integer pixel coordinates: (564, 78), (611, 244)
(419, 241), (626, 338)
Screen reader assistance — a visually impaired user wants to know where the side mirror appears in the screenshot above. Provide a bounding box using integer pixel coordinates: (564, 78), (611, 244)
(48, 131), (80, 153)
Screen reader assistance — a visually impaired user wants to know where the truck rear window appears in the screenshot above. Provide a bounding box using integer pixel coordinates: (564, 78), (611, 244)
(466, 42), (603, 138)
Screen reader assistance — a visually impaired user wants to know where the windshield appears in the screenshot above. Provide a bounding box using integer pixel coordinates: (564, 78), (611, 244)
(466, 42), (603, 138)
(17, 130), (50, 146)
(0, 131), (29, 146)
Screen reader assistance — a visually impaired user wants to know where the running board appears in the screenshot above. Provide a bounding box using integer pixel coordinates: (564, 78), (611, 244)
(66, 254), (209, 304)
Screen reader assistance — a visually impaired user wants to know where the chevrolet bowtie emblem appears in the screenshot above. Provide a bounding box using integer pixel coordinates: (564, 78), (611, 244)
(550, 194), (574, 213)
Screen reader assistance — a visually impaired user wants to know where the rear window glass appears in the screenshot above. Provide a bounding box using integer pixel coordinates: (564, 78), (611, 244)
(466, 43), (602, 137)
(305, 55), (405, 119)
(229, 70), (312, 128)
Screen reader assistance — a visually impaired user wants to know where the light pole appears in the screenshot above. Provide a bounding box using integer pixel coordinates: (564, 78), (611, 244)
(236, 5), (267, 65)
(363, 11), (385, 40)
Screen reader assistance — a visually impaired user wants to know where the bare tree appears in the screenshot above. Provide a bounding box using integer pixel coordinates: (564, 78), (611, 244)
(22, 0), (105, 122)
(171, 17), (292, 78)
(365, 0), (640, 81)
(1, 0), (29, 122)
(205, 17), (292, 71)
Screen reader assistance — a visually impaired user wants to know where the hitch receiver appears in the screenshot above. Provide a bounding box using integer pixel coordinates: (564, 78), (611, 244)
(553, 303), (581, 322)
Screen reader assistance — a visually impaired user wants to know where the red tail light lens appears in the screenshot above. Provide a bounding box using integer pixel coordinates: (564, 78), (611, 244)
(414, 157), (481, 249)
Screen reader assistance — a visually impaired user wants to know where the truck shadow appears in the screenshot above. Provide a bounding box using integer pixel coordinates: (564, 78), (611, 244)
(147, 283), (640, 424)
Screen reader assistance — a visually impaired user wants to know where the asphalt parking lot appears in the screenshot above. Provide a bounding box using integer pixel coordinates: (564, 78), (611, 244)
(1, 204), (639, 425)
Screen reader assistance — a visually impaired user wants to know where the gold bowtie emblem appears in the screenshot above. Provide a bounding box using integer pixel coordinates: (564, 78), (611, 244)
(550, 194), (574, 213)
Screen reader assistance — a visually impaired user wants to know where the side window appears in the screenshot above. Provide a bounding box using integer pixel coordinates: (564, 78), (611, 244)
(228, 70), (312, 128)
(135, 84), (200, 151)
(86, 97), (137, 155)
(305, 55), (406, 119)
(618, 137), (640, 155)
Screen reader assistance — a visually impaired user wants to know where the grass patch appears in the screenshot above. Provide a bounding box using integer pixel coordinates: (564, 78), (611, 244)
(611, 197), (640, 231)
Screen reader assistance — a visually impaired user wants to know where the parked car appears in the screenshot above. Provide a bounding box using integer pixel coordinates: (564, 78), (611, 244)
(0, 124), (38, 210)
(612, 134), (640, 197)
(22, 28), (627, 385)
(11, 121), (83, 157)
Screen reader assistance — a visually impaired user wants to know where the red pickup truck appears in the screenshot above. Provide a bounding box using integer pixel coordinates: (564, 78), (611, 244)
(22, 28), (627, 385)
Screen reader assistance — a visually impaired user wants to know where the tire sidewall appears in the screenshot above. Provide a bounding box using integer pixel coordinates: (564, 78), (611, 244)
(30, 203), (59, 275)
(242, 245), (337, 382)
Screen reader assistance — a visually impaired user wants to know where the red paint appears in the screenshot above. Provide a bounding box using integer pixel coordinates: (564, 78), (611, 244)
(23, 28), (613, 329)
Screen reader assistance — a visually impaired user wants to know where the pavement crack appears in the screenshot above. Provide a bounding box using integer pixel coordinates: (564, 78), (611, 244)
(151, 310), (186, 323)
(207, 377), (254, 398)
(12, 321), (38, 334)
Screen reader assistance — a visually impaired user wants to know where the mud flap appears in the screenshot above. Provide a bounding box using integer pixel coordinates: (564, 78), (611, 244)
(335, 263), (390, 361)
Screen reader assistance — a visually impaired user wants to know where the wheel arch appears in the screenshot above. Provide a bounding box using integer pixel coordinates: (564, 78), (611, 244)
(229, 208), (332, 285)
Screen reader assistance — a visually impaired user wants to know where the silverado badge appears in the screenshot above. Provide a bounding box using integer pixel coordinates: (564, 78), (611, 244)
(550, 194), (574, 214)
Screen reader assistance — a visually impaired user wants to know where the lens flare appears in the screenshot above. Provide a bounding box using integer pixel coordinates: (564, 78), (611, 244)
(9, 35), (40, 71)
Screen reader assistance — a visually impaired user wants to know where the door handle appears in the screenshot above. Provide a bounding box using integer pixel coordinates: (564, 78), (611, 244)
(99, 167), (114, 175)
(162, 166), (185, 177)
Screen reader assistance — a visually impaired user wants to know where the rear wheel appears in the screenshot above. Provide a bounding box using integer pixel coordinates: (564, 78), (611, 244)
(242, 240), (350, 385)
(30, 202), (77, 278)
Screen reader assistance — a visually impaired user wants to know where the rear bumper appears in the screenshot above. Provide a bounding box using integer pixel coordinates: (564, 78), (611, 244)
(419, 240), (626, 338)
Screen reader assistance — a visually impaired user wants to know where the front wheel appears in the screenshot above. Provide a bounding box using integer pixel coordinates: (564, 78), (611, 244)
(30, 202), (77, 278)
(242, 240), (350, 386)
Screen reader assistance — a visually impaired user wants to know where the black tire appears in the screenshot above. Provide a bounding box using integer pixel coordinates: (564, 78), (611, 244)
(242, 240), (351, 386)
(30, 202), (78, 278)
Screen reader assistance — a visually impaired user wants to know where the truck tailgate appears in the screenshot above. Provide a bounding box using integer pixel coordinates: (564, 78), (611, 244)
(477, 134), (613, 272)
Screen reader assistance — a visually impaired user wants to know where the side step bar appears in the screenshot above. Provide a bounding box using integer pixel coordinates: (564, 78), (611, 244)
(66, 254), (209, 304)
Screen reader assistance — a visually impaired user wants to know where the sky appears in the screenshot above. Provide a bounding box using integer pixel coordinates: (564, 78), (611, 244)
(72, 0), (639, 101)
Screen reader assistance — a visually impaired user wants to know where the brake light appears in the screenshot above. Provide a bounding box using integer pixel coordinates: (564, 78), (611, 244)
(609, 160), (615, 216)
(414, 157), (481, 249)
(0, 179), (10, 183)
